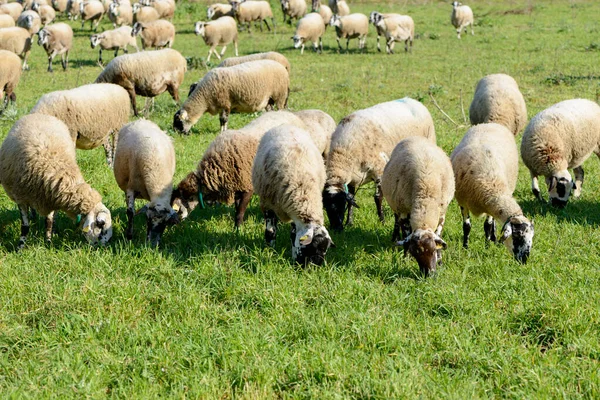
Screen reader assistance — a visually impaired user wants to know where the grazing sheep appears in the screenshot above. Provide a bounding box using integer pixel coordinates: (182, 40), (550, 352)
(0, 114), (113, 248)
(194, 16), (238, 62)
(0, 14), (14, 28)
(113, 119), (179, 245)
(31, 2), (55, 25)
(108, 0), (132, 27)
(0, 50), (20, 112)
(230, 0), (274, 33)
(469, 73), (527, 136)
(17, 10), (42, 35)
(131, 20), (175, 50)
(149, 0), (174, 19)
(51, 0), (68, 13)
(323, 98), (436, 231)
(30, 83), (130, 166)
(520, 99), (600, 208)
(382, 137), (454, 276)
(171, 110), (334, 226)
(451, 1), (473, 39)
(217, 51), (290, 73)
(66, 0), (79, 19)
(311, 0), (331, 28)
(173, 59), (289, 133)
(369, 11), (413, 53)
(132, 3), (159, 23)
(207, 3), (233, 19)
(328, 0), (348, 16)
(452, 123), (534, 263)
(330, 13), (368, 53)
(0, 27), (32, 70)
(79, 0), (104, 30)
(0, 3), (23, 21)
(95, 48), (186, 116)
(90, 25), (138, 65)
(253, 125), (335, 265)
(280, 0), (305, 24)
(37, 22), (72, 72)
(292, 12), (324, 54)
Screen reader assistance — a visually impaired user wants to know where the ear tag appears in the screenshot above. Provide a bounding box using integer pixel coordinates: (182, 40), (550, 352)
(76, 214), (81, 224)
(82, 226), (90, 233)
(172, 203), (180, 212)
(199, 192), (205, 209)
(300, 235), (309, 242)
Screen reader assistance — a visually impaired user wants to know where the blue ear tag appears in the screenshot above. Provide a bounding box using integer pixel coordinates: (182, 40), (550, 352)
(199, 192), (206, 209)
(343, 184), (349, 194)
(76, 214), (82, 224)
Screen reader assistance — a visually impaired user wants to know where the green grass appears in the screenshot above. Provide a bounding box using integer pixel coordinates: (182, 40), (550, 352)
(1, 0), (600, 397)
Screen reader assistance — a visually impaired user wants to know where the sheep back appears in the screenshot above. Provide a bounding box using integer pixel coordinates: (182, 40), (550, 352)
(295, 12), (325, 41)
(0, 27), (32, 58)
(334, 13), (368, 38)
(217, 51), (290, 74)
(202, 16), (237, 46)
(0, 14), (15, 28)
(292, 109), (335, 157)
(0, 49), (21, 100)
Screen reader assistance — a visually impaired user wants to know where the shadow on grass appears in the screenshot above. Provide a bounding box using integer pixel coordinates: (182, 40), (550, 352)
(520, 197), (600, 226)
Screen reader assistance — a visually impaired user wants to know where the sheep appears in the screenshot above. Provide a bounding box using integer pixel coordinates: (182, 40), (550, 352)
(292, 12), (324, 54)
(0, 14), (15, 28)
(31, 2), (55, 25)
(330, 13), (368, 53)
(280, 0), (305, 25)
(113, 119), (179, 245)
(217, 51), (290, 74)
(520, 99), (600, 208)
(131, 20), (175, 50)
(0, 27), (32, 70)
(451, 1), (473, 39)
(132, 3), (159, 23)
(194, 16), (238, 62)
(108, 0), (132, 27)
(95, 48), (186, 117)
(230, 0), (274, 33)
(37, 22), (72, 72)
(328, 0), (348, 16)
(149, 0), (174, 19)
(90, 25), (138, 65)
(171, 109), (334, 227)
(452, 123), (534, 263)
(30, 83), (130, 166)
(369, 11), (414, 53)
(51, 0), (68, 13)
(66, 0), (79, 19)
(0, 3), (23, 21)
(252, 124), (335, 265)
(207, 2), (233, 20)
(0, 49), (20, 112)
(79, 0), (104, 30)
(323, 98), (436, 232)
(0, 114), (113, 248)
(17, 10), (42, 35)
(381, 137), (454, 276)
(310, 0), (331, 29)
(173, 59), (289, 133)
(469, 73), (528, 136)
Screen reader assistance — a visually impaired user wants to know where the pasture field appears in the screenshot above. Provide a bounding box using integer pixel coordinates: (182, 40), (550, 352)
(1, 0), (600, 397)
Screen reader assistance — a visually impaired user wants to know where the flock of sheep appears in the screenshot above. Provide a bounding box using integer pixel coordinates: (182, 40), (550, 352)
(0, 0), (595, 276)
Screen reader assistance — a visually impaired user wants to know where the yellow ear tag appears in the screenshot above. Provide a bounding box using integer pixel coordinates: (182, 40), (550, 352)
(82, 226), (90, 233)
(172, 203), (180, 212)
(300, 235), (309, 241)
(436, 243), (443, 250)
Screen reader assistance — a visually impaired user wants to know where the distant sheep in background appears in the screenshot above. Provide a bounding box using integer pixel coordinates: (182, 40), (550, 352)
(329, 0), (348, 16)
(311, 0), (331, 29)
(369, 11), (414, 53)
(194, 16), (238, 62)
(131, 20), (175, 50)
(90, 25), (139, 65)
(280, 0), (305, 25)
(79, 0), (104, 30)
(330, 13), (368, 53)
(207, 3), (233, 20)
(0, 27), (33, 70)
(231, 0), (274, 33)
(292, 12), (325, 54)
(37, 22), (73, 72)
(0, 50), (21, 112)
(217, 51), (290, 73)
(451, 1), (473, 39)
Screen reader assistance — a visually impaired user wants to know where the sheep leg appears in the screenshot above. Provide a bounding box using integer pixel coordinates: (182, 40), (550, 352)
(376, 34), (381, 52)
(219, 46), (227, 58)
(219, 109), (229, 132)
(125, 87), (138, 117)
(47, 50), (57, 72)
(530, 173), (542, 201)
(456, 28), (461, 39)
(206, 48), (213, 62)
(166, 83), (180, 104)
(81, 18), (84, 29)
(386, 38), (394, 54)
(300, 43), (304, 55)
(234, 190), (252, 228)
(98, 49), (104, 66)
(573, 166), (584, 198)
(336, 37), (342, 52)
(374, 181), (385, 224)
(143, 98), (154, 117)
(319, 37), (323, 53)
(263, 18), (271, 32)
(263, 209), (278, 247)
(392, 214), (401, 242)
(126, 190), (135, 240)
(346, 38), (350, 53)
(484, 215), (496, 243)
(44, 211), (55, 243)
(470, 23), (474, 35)
(61, 51), (68, 71)
(345, 184), (356, 227)
(102, 135), (114, 167)
(234, 40), (238, 56)
(461, 206), (471, 249)
(18, 205), (30, 250)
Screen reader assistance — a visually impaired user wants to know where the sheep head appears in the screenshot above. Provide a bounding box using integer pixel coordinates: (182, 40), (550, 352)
(369, 11), (382, 25)
(90, 33), (103, 48)
(37, 29), (50, 47)
(322, 184), (359, 232)
(396, 229), (446, 277)
(171, 171), (202, 221)
(131, 22), (143, 37)
(329, 14), (341, 27)
(499, 215), (534, 264)
(291, 35), (304, 48)
(82, 203), (113, 246)
(546, 170), (573, 208)
(173, 109), (195, 134)
(194, 21), (206, 36)
(138, 202), (179, 246)
(206, 6), (214, 19)
(291, 223), (335, 266)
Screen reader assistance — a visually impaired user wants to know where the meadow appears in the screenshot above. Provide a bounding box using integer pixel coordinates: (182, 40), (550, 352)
(1, 0), (600, 397)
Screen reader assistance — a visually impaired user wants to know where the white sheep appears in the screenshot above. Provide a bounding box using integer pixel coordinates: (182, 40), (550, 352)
(217, 51), (290, 73)
(323, 98), (436, 231)
(173, 59), (289, 133)
(79, 0), (104, 30)
(113, 119), (179, 245)
(252, 124), (335, 265)
(153, 0), (175, 19)
(37, 22), (72, 72)
(280, 0), (305, 25)
(230, 0), (274, 33)
(0, 14), (15, 28)
(369, 11), (414, 53)
(520, 99), (600, 208)
(51, 0), (68, 13)
(171, 109), (335, 226)
(108, 0), (132, 27)
(0, 114), (113, 248)
(292, 12), (324, 54)
(30, 83), (131, 166)
(131, 20), (175, 50)
(328, 0), (348, 16)
(469, 74), (527, 136)
(17, 10), (42, 35)
(0, 49), (21, 112)
(452, 123), (534, 263)
(132, 3), (159, 23)
(66, 0), (79, 19)
(31, 2), (55, 25)
(381, 136), (454, 276)
(194, 16), (238, 62)
(95, 48), (187, 116)
(310, 0), (331, 28)
(0, 3), (23, 21)
(207, 2), (233, 20)
(90, 25), (138, 65)
(330, 13), (368, 53)
(0, 27), (32, 70)
(451, 1), (473, 39)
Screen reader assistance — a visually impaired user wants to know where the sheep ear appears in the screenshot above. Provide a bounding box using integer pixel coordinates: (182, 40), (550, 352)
(548, 176), (557, 191)
(500, 223), (512, 243)
(434, 235), (447, 250)
(297, 226), (314, 246)
(346, 193), (359, 208)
